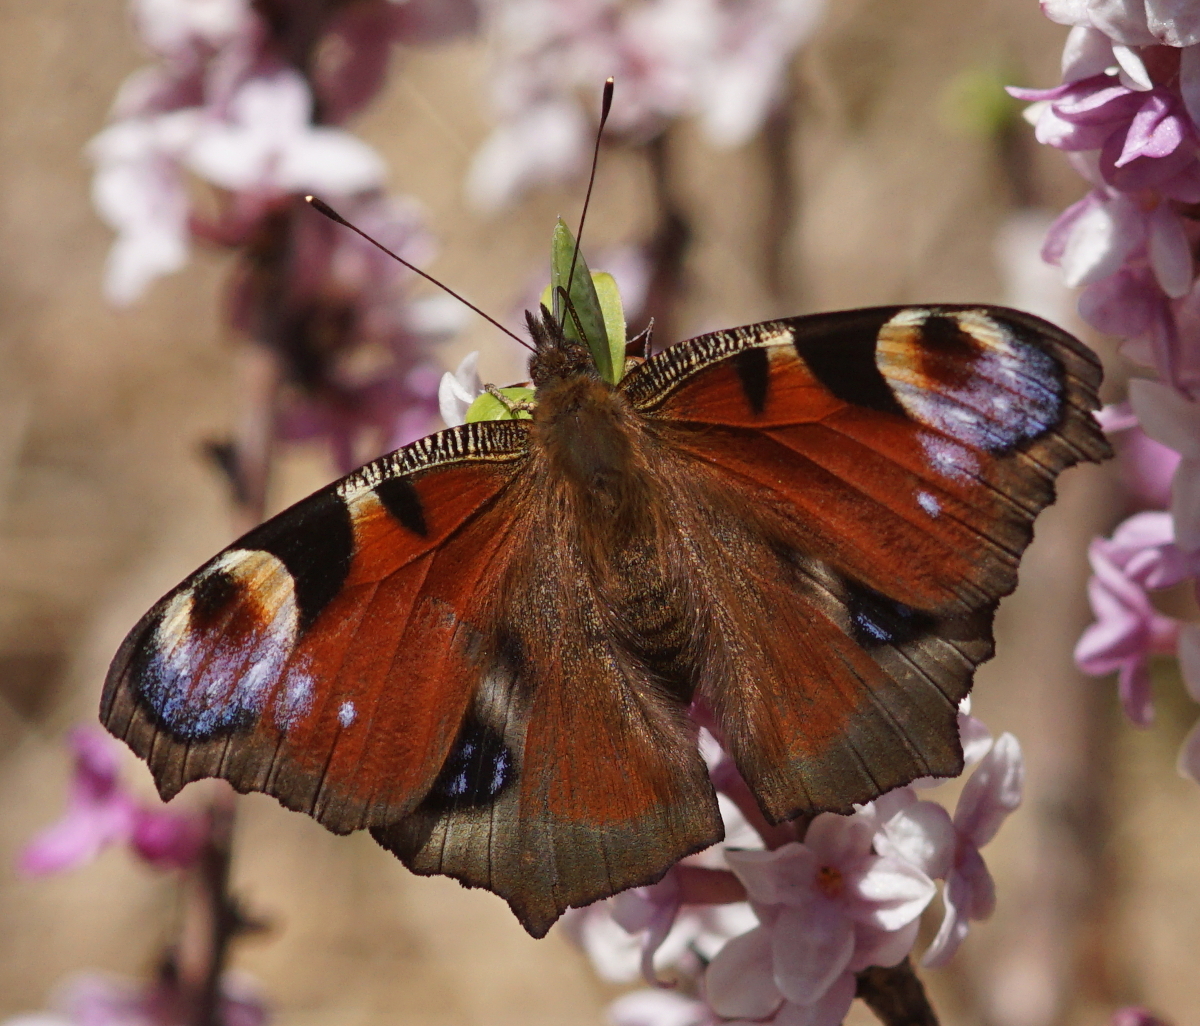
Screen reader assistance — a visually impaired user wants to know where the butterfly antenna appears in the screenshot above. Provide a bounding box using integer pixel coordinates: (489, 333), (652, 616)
(555, 285), (588, 346)
(306, 195), (534, 353)
(562, 78), (614, 321)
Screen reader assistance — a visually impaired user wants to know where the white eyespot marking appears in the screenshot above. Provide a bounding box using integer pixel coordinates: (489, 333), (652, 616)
(877, 309), (1062, 452)
(917, 491), (941, 517)
(139, 549), (303, 740)
(918, 432), (979, 483)
(275, 663), (315, 730)
(338, 700), (357, 728)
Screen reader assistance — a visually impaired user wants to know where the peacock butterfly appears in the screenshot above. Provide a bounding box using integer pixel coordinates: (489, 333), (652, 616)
(101, 287), (1107, 936)
(99, 86), (1109, 939)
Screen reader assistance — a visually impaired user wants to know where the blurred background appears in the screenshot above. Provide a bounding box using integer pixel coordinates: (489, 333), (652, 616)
(1, 1), (1198, 1025)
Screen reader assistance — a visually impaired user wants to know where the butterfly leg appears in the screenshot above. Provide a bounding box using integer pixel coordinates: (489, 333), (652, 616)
(484, 383), (537, 416)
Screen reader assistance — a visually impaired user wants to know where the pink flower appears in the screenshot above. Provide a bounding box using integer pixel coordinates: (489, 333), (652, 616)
(4, 970), (269, 1026)
(19, 728), (137, 876)
(1110, 1007), (1173, 1026)
(1042, 190), (1192, 296)
(705, 814), (935, 1026)
(468, 0), (826, 209)
(1041, 0), (1200, 48)
(314, 0), (479, 125)
(186, 70), (385, 196)
(1130, 378), (1200, 547)
(1100, 402), (1181, 509)
(87, 110), (200, 304)
(19, 726), (206, 875)
(1076, 526), (1181, 724)
(607, 990), (711, 1026)
(921, 734), (1024, 967)
(439, 352), (483, 428)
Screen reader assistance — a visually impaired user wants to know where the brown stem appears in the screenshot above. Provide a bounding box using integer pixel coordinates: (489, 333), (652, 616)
(230, 343), (281, 535)
(638, 130), (691, 349)
(176, 785), (239, 1026)
(856, 959), (941, 1026)
(761, 83), (800, 307)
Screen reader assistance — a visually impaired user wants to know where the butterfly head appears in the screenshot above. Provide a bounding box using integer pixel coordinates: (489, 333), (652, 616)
(527, 304), (600, 387)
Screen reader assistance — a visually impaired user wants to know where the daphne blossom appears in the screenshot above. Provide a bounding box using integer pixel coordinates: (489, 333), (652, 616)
(469, 0), (827, 209)
(20, 727), (206, 875)
(704, 813), (935, 1026)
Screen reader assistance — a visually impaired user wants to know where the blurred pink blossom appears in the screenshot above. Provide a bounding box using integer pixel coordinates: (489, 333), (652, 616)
(87, 110), (200, 305)
(607, 990), (711, 1026)
(186, 69), (385, 195)
(469, 0), (826, 209)
(2, 970), (268, 1026)
(1100, 401), (1181, 509)
(1076, 521), (1182, 724)
(19, 728), (137, 876)
(1110, 1007), (1174, 1026)
(20, 727), (206, 876)
(314, 0), (480, 124)
(1130, 378), (1200, 546)
(705, 814), (935, 1026)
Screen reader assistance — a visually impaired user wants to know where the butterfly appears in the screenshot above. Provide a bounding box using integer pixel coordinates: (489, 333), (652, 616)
(101, 295), (1108, 937)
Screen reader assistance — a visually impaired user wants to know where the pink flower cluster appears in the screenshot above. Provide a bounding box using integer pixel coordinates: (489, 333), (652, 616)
(569, 707), (1023, 1026)
(1012, 3), (1200, 393)
(19, 727), (207, 876)
(2, 968), (267, 1026)
(90, 0), (478, 474)
(467, 0), (827, 210)
(1017, 1), (1200, 786)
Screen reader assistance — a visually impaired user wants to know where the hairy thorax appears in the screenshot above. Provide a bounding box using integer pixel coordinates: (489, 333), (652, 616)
(530, 372), (698, 699)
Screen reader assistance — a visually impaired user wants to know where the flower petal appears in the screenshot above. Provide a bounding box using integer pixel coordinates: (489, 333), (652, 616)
(1129, 379), (1200, 457)
(1176, 718), (1200, 783)
(953, 733), (1023, 847)
(772, 904), (855, 1006)
(706, 926), (781, 1020)
(1170, 458), (1200, 552)
(873, 801), (956, 880)
(1148, 204), (1194, 298)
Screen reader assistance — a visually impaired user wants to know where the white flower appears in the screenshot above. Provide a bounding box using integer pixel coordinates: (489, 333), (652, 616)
(87, 109), (201, 304)
(186, 69), (386, 195)
(439, 352), (484, 428)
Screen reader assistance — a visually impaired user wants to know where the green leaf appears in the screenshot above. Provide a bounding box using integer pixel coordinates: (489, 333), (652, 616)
(551, 219), (618, 383)
(464, 387), (536, 422)
(591, 271), (626, 382)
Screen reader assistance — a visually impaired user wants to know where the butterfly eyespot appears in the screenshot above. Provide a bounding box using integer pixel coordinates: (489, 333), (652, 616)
(877, 309), (1064, 454)
(425, 716), (516, 811)
(134, 549), (305, 740)
(844, 581), (934, 649)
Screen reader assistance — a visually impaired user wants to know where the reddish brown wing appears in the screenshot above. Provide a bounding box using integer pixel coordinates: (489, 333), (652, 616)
(620, 305), (1108, 821)
(102, 419), (720, 937)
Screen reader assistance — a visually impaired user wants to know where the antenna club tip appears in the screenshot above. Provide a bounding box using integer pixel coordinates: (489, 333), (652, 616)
(304, 194), (315, 202)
